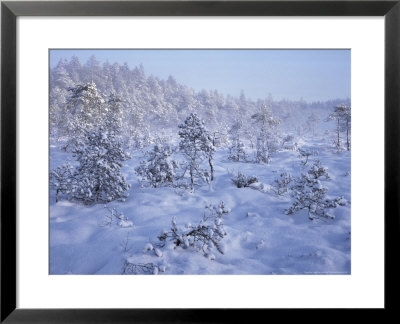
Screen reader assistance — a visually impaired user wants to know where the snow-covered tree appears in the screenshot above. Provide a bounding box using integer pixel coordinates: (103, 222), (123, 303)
(342, 106), (351, 151)
(298, 148), (314, 166)
(49, 88), (69, 141)
(49, 56), (350, 151)
(228, 137), (247, 162)
(66, 55), (83, 83)
(281, 134), (294, 146)
(211, 127), (230, 148)
(228, 119), (248, 161)
(252, 104), (280, 164)
(328, 104), (351, 151)
(104, 91), (124, 134)
(135, 144), (178, 188)
(251, 104), (280, 128)
(178, 113), (215, 189)
(50, 161), (76, 202)
(306, 112), (320, 136)
(255, 128), (280, 164)
(308, 160), (330, 180)
(72, 127), (131, 204)
(51, 60), (74, 89)
(228, 119), (243, 139)
(286, 161), (345, 220)
(336, 104), (351, 151)
(286, 173), (329, 220)
(62, 82), (106, 151)
(201, 132), (216, 182)
(156, 202), (230, 258)
(84, 55), (103, 85)
(271, 172), (293, 196)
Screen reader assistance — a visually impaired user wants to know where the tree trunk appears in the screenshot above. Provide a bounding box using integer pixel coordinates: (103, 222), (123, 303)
(190, 167), (194, 190)
(209, 157), (214, 181)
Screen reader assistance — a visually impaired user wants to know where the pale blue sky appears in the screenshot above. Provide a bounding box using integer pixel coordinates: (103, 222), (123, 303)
(50, 49), (350, 102)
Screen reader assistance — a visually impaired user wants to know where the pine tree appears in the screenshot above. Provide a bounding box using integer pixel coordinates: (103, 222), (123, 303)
(251, 103), (280, 129)
(228, 137), (247, 162)
(328, 104), (351, 151)
(228, 119), (247, 162)
(286, 172), (331, 220)
(252, 104), (280, 164)
(51, 60), (74, 89)
(178, 113), (215, 189)
(306, 112), (320, 136)
(336, 104), (351, 151)
(201, 131), (216, 182)
(135, 144), (178, 188)
(62, 82), (106, 151)
(72, 127), (131, 204)
(50, 161), (76, 202)
(104, 91), (124, 134)
(286, 161), (345, 220)
(272, 172), (293, 196)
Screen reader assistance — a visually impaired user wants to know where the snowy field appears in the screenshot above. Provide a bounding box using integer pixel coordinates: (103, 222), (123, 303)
(49, 135), (351, 275)
(48, 51), (351, 275)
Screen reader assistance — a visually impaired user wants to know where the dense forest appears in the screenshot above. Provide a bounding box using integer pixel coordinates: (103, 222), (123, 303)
(50, 55), (350, 148)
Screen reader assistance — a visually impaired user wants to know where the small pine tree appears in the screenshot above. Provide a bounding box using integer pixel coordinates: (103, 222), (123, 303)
(286, 161), (345, 220)
(50, 161), (76, 202)
(104, 91), (124, 135)
(308, 160), (330, 180)
(228, 137), (247, 162)
(286, 172), (330, 220)
(271, 172), (293, 196)
(72, 127), (131, 204)
(255, 127), (279, 164)
(135, 144), (178, 188)
(298, 148), (314, 166)
(328, 104), (351, 152)
(306, 112), (320, 136)
(178, 113), (215, 189)
(281, 134), (297, 150)
(252, 104), (280, 164)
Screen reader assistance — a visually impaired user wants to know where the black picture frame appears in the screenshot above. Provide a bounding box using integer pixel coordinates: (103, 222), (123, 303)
(1, 0), (399, 322)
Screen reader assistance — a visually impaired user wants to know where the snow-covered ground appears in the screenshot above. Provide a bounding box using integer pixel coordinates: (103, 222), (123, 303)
(49, 135), (351, 275)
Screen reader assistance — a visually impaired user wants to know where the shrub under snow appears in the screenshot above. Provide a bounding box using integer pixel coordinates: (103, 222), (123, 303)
(100, 205), (133, 228)
(122, 258), (163, 275)
(156, 202), (230, 257)
(231, 172), (259, 188)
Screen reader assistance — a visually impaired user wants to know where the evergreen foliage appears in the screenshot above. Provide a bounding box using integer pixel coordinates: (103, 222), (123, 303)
(178, 113), (215, 189)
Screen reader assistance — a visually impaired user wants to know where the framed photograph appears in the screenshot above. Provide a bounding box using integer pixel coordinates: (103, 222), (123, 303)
(1, 0), (399, 322)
